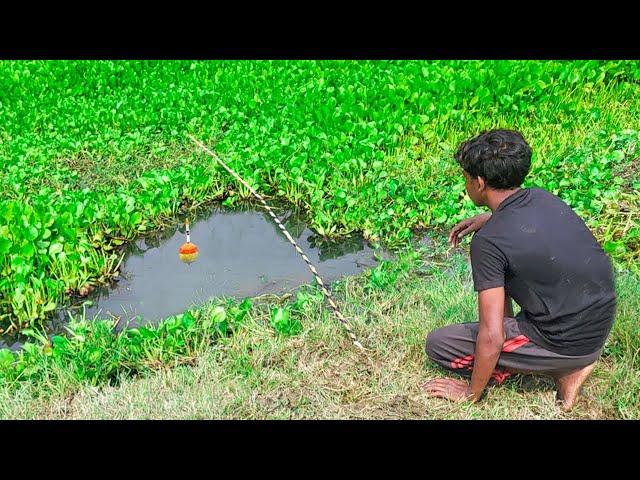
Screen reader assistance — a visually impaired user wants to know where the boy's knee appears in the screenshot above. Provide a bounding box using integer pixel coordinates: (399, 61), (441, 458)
(425, 328), (446, 361)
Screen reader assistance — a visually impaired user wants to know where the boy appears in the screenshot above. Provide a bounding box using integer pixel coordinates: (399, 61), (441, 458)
(422, 129), (616, 411)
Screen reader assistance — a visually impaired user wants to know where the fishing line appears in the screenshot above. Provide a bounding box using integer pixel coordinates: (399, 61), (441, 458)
(188, 134), (364, 350)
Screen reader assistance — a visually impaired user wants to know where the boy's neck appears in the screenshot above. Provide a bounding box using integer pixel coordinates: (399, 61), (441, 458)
(486, 187), (522, 212)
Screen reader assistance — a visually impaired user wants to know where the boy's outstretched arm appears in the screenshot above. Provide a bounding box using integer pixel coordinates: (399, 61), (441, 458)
(468, 287), (506, 401)
(422, 286), (506, 402)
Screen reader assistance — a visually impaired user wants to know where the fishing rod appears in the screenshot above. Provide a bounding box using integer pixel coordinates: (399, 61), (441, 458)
(188, 134), (364, 351)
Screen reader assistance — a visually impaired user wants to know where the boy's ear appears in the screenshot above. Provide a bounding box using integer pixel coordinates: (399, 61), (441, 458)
(477, 176), (487, 192)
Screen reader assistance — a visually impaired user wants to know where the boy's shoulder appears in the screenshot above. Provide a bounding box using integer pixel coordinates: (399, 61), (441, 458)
(471, 187), (553, 242)
(470, 223), (500, 251)
(527, 186), (566, 203)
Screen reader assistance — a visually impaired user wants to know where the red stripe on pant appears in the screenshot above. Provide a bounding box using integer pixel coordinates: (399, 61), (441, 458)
(450, 334), (530, 384)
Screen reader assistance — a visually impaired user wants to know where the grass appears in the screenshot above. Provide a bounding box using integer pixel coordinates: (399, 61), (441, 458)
(1, 247), (637, 420)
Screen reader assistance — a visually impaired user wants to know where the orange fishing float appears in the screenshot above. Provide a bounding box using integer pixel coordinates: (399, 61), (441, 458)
(179, 221), (199, 264)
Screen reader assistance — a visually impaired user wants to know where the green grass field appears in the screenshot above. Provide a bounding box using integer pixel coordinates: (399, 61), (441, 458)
(1, 60), (639, 419)
(2, 250), (638, 419)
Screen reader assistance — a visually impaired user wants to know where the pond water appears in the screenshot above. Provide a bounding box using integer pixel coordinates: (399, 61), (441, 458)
(1, 205), (393, 350)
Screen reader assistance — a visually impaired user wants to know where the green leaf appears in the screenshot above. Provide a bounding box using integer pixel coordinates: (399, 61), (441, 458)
(130, 211), (143, 225)
(25, 225), (39, 241)
(21, 243), (36, 258)
(270, 307), (301, 336)
(49, 242), (64, 255)
(603, 240), (626, 256)
(0, 237), (11, 255)
(43, 301), (57, 312)
(10, 256), (26, 270)
(0, 349), (15, 370)
(181, 310), (196, 328)
(212, 306), (226, 324)
(609, 150), (625, 162)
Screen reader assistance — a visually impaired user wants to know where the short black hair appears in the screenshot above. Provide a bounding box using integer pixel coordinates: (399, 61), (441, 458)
(455, 129), (532, 190)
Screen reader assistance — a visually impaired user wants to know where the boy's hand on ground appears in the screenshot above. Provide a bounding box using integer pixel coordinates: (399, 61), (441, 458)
(448, 213), (492, 247)
(421, 378), (476, 402)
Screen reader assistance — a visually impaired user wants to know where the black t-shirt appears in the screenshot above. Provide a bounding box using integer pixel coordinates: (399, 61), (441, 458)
(470, 187), (616, 356)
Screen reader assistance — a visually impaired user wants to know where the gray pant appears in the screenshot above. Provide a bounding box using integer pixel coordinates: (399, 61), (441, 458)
(425, 317), (602, 384)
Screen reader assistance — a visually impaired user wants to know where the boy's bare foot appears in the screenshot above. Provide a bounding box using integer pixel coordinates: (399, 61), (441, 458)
(553, 362), (597, 411)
